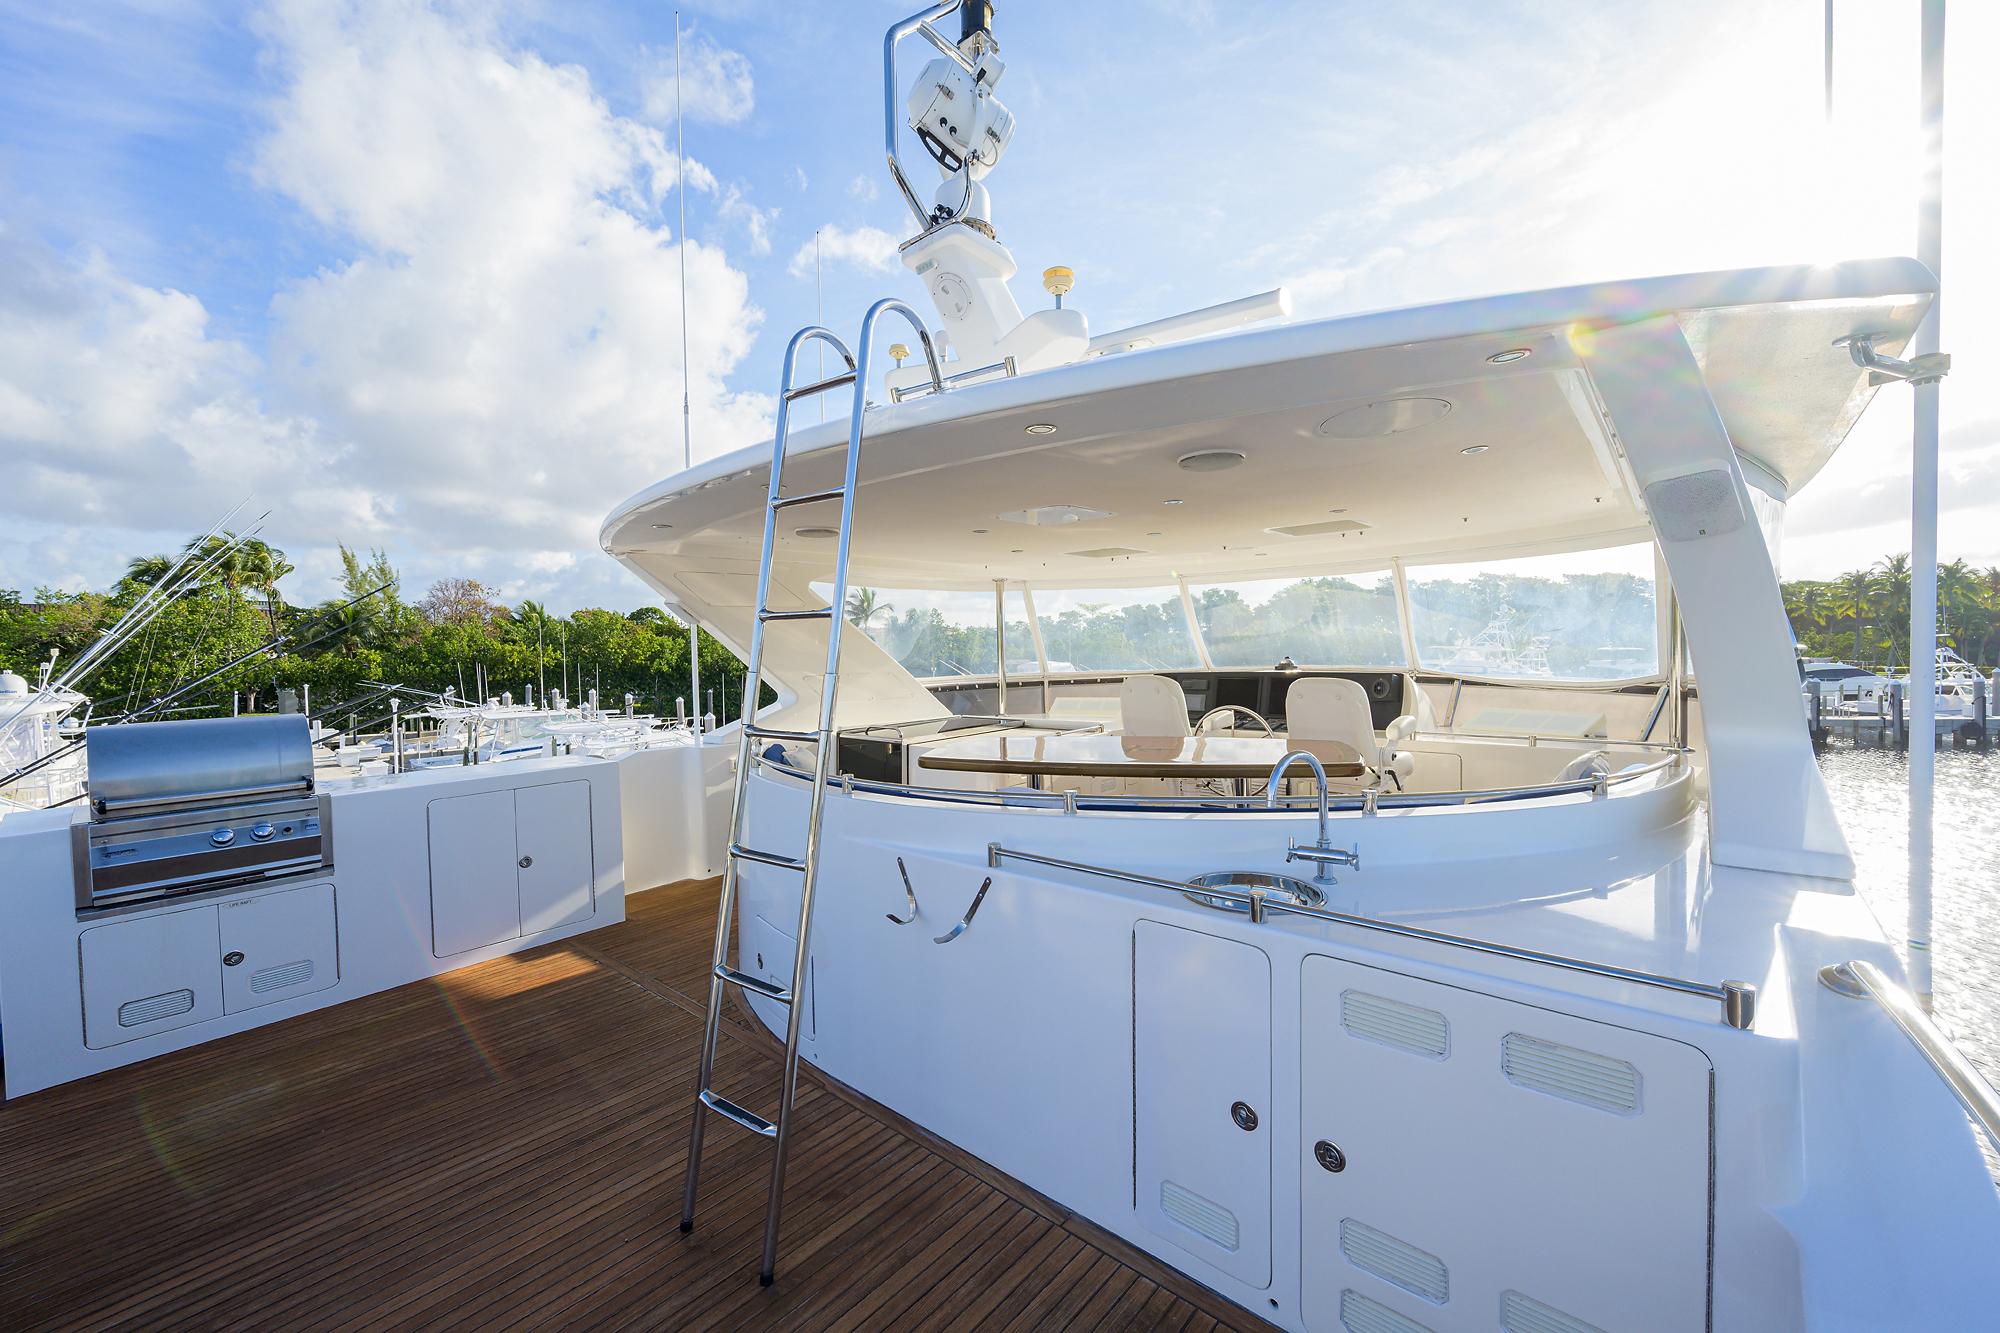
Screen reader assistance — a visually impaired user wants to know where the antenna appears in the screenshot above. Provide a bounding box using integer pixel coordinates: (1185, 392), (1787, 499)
(676, 9), (693, 473)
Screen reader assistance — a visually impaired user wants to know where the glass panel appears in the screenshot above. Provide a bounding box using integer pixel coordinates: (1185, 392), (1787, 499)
(1406, 544), (1659, 680)
(1033, 586), (1200, 672)
(826, 585), (1034, 679)
(1192, 572), (1403, 667)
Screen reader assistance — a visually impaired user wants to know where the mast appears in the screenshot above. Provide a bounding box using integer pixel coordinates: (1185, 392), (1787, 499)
(674, 9), (703, 739)
(1907, 0), (1945, 1007)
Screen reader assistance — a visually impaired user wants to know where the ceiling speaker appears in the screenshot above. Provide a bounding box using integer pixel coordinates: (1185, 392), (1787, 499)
(1641, 469), (1743, 541)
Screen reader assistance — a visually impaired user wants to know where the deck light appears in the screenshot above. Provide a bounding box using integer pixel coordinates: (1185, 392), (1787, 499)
(1486, 348), (1532, 364)
(1025, 422), (1058, 435)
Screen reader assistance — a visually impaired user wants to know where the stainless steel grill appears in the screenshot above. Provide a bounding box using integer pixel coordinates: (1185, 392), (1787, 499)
(72, 715), (332, 911)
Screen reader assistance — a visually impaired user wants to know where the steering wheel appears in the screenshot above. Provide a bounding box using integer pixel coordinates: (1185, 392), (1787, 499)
(1194, 705), (1274, 737)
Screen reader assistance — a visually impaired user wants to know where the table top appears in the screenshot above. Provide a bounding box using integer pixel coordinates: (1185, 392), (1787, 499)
(916, 732), (1367, 780)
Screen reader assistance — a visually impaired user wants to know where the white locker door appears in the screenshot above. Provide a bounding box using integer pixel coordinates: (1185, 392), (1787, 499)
(79, 905), (222, 1048)
(219, 883), (338, 1013)
(1134, 920), (1272, 1290)
(1299, 954), (1713, 1333)
(515, 780), (594, 937)
(428, 788), (522, 956)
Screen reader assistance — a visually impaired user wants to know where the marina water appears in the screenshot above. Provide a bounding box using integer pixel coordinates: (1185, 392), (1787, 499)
(1821, 745), (2000, 1174)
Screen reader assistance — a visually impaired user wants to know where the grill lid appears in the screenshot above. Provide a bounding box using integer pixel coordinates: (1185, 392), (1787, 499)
(87, 715), (313, 816)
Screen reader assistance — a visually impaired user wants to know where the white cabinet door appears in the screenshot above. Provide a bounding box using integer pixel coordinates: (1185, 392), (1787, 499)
(428, 789), (522, 956)
(219, 882), (338, 1013)
(514, 780), (593, 936)
(1134, 920), (1272, 1289)
(80, 905), (222, 1048)
(1299, 955), (1713, 1333)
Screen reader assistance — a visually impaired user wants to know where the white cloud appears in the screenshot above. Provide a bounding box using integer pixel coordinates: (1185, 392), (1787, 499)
(233, 0), (772, 604)
(847, 173), (878, 202)
(0, 223), (372, 559)
(717, 183), (776, 255)
(640, 30), (754, 127)
(788, 224), (901, 279)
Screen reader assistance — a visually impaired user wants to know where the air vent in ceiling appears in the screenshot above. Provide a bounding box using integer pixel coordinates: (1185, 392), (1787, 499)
(1268, 519), (1371, 538)
(1068, 547), (1149, 559)
(997, 504), (1112, 526)
(1318, 396), (1453, 438)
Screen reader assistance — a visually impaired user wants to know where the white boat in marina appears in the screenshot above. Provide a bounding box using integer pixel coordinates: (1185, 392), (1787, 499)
(0, 664), (89, 813)
(592, 7), (1997, 1328)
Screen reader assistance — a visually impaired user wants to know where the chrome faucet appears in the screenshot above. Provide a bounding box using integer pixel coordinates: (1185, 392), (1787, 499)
(1266, 749), (1359, 883)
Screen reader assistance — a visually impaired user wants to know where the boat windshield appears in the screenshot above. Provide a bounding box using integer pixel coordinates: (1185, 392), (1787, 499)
(1406, 543), (1660, 681)
(1192, 571), (1402, 667)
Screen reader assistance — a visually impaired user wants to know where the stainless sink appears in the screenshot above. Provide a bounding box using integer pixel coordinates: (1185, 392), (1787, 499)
(1181, 870), (1326, 914)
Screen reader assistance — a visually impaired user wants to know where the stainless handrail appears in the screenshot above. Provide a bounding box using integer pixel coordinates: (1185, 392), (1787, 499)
(883, 2), (971, 231)
(984, 842), (1756, 1029)
(1819, 960), (2000, 1151)
(763, 747), (1685, 813)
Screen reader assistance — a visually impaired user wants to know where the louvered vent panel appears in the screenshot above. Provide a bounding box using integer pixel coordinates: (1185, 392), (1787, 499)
(1341, 990), (1448, 1059)
(118, 989), (195, 1027)
(1340, 1288), (1436, 1333)
(251, 959), (314, 994)
(1339, 1218), (1447, 1304)
(1161, 1180), (1239, 1251)
(1502, 1033), (1642, 1114)
(1501, 1289), (1609, 1333)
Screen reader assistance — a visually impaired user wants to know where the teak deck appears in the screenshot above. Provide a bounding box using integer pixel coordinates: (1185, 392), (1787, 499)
(0, 877), (1260, 1330)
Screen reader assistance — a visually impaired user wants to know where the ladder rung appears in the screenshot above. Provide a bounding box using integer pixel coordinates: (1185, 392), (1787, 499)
(699, 1088), (778, 1138)
(783, 369), (858, 401)
(772, 487), (845, 510)
(716, 964), (792, 1002)
(759, 607), (835, 623)
(730, 842), (806, 872)
(744, 724), (821, 743)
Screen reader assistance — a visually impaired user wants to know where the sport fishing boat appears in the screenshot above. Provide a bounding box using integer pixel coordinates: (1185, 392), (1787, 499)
(600, 5), (1999, 1329)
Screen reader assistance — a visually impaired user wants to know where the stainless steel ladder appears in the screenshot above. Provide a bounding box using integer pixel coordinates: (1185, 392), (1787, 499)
(678, 299), (943, 1286)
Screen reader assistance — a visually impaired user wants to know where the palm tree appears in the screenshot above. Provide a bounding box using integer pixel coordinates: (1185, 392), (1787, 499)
(1827, 570), (1874, 663)
(844, 587), (893, 630)
(122, 553), (174, 589)
(1868, 554), (1912, 669)
(236, 538), (294, 637)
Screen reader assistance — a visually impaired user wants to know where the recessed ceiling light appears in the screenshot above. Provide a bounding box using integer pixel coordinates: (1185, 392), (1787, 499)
(1486, 348), (1532, 364)
(1146, 531), (1163, 537)
(795, 526), (839, 539)
(1461, 445), (1491, 456)
(1010, 548), (1024, 554)
(972, 528), (988, 534)
(1177, 449), (1245, 472)
(651, 522), (674, 529)
(1024, 422), (1058, 435)
(1328, 508), (1347, 514)
(1162, 498), (1184, 506)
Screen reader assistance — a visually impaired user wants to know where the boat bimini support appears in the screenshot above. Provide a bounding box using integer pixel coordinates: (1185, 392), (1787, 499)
(985, 843), (1758, 1030)
(678, 301), (943, 1288)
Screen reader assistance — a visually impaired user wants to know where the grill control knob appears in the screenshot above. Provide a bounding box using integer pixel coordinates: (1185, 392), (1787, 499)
(250, 822), (276, 842)
(209, 828), (236, 848)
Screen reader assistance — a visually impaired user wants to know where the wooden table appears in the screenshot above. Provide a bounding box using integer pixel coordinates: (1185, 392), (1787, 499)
(917, 732), (1366, 787)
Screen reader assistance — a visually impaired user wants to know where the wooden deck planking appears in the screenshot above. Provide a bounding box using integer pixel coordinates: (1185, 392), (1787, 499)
(0, 876), (1261, 1330)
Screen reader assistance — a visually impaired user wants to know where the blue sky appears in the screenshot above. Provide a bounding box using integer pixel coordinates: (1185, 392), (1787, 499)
(1, 1), (1992, 612)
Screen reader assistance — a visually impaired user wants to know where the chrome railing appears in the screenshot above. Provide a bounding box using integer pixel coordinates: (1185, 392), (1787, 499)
(758, 747), (1685, 814)
(1819, 960), (2000, 1151)
(986, 843), (1756, 1029)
